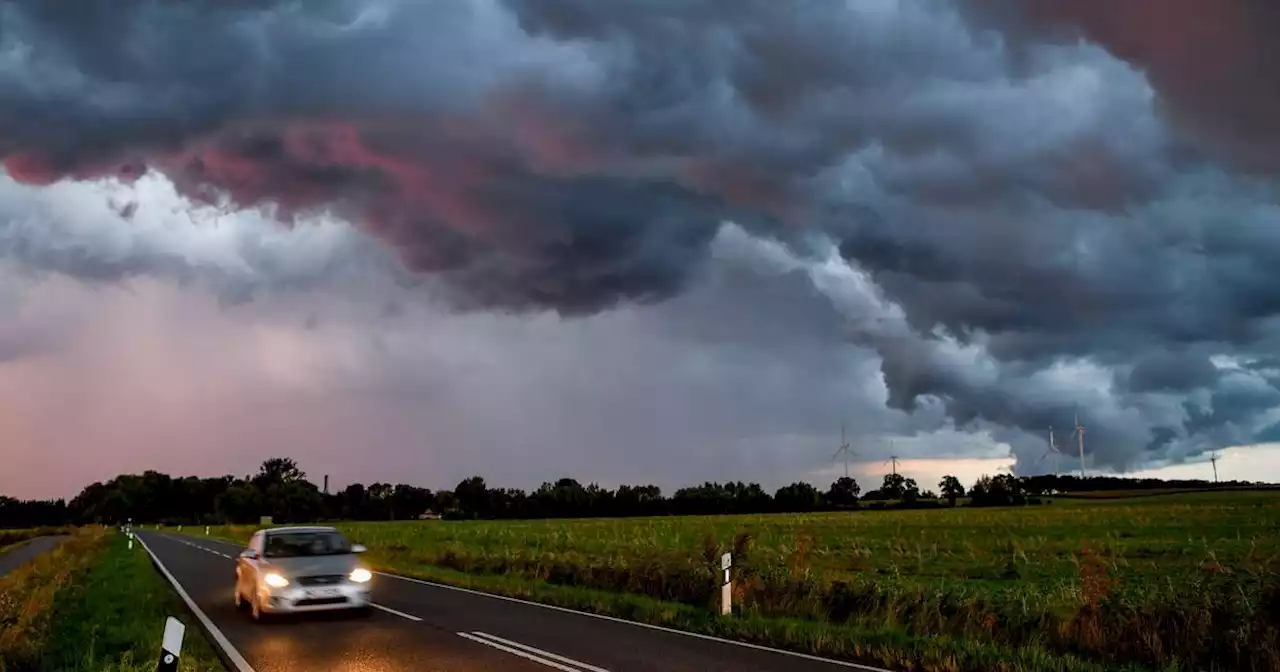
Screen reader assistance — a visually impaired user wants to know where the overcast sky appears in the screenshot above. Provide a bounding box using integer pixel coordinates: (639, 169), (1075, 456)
(3, 0), (1280, 499)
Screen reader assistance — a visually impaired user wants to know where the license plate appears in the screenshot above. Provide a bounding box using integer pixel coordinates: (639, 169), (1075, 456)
(306, 587), (341, 599)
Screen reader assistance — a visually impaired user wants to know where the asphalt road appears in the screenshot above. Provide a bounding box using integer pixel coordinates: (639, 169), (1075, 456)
(0, 536), (66, 577)
(138, 531), (887, 672)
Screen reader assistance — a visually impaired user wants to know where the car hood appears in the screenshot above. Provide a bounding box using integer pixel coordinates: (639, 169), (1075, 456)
(264, 554), (359, 577)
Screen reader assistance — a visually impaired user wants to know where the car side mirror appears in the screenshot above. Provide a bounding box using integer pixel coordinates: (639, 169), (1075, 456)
(351, 544), (367, 554)
(240, 549), (259, 560)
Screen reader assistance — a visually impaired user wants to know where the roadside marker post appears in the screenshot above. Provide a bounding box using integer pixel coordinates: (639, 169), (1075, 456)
(157, 616), (184, 672)
(720, 552), (732, 616)
(205, 526), (210, 536)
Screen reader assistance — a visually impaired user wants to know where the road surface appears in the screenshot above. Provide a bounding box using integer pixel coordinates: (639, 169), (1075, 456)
(0, 536), (66, 577)
(138, 531), (887, 672)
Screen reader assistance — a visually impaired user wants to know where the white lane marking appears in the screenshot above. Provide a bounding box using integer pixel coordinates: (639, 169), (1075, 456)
(457, 632), (585, 672)
(370, 603), (423, 622)
(136, 535), (257, 672)
(469, 632), (609, 672)
(382, 572), (888, 671)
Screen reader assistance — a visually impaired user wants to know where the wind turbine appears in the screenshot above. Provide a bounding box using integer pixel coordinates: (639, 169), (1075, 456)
(1209, 450), (1220, 484)
(1038, 426), (1061, 476)
(885, 455), (900, 477)
(831, 423), (856, 479)
(1069, 413), (1087, 479)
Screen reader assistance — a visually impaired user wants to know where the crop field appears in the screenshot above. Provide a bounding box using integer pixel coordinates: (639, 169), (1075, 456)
(197, 491), (1280, 672)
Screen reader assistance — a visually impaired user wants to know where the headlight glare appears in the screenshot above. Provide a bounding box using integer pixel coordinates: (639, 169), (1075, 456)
(349, 568), (372, 583)
(263, 572), (289, 588)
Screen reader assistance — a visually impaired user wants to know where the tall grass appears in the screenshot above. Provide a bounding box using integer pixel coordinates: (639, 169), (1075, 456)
(0, 529), (103, 671)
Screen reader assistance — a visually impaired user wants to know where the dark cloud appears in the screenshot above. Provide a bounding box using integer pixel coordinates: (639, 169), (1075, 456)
(958, 0), (1280, 175)
(1124, 349), (1221, 394)
(3, 0), (1280, 476)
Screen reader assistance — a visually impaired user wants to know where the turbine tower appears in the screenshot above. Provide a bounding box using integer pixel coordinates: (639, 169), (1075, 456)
(1069, 414), (1086, 479)
(1209, 450), (1220, 484)
(885, 454), (900, 477)
(1038, 426), (1061, 477)
(831, 423), (856, 479)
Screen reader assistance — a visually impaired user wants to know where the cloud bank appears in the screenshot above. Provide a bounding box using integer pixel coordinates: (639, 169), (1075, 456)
(3, 0), (1280, 492)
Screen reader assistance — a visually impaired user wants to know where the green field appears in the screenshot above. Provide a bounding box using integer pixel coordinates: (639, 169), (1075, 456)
(188, 491), (1280, 672)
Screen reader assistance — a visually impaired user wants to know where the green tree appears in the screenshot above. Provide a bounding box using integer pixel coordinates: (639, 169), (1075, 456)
(774, 482), (821, 511)
(881, 473), (907, 499)
(825, 477), (861, 508)
(939, 475), (965, 505)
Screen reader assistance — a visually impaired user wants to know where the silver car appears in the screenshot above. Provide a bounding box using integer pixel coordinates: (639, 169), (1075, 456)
(233, 525), (374, 621)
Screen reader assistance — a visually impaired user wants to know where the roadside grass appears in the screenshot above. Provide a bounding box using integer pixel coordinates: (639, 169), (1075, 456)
(0, 529), (104, 671)
(0, 530), (226, 672)
(41, 532), (226, 672)
(185, 491), (1280, 671)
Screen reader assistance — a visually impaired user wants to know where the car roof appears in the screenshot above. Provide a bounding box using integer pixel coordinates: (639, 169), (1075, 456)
(262, 526), (339, 535)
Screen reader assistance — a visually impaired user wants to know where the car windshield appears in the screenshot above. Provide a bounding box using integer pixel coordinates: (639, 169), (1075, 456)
(263, 531), (352, 558)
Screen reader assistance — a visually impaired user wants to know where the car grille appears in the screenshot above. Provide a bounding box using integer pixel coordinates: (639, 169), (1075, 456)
(296, 574), (346, 586)
(295, 597), (349, 607)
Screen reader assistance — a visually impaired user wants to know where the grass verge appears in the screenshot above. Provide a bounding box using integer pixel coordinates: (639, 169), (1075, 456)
(40, 533), (225, 672)
(0, 530), (103, 671)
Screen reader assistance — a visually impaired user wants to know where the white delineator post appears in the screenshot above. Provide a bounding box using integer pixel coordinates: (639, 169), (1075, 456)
(205, 526), (210, 536)
(157, 616), (185, 672)
(720, 552), (732, 616)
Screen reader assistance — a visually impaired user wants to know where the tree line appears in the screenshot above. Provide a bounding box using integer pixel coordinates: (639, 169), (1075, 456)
(0, 457), (1264, 528)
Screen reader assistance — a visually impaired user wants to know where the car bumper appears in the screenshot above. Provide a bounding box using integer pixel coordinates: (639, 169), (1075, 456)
(259, 583), (372, 613)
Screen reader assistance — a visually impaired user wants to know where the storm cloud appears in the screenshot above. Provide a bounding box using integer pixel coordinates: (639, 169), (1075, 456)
(3, 0), (1280, 485)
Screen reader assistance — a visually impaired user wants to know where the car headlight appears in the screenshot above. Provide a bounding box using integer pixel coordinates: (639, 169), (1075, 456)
(349, 568), (372, 583)
(263, 572), (290, 588)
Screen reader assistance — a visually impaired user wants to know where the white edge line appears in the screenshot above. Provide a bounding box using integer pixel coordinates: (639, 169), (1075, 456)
(380, 571), (890, 672)
(370, 602), (423, 622)
(181, 534), (888, 671)
(469, 631), (609, 672)
(136, 534), (257, 672)
(457, 632), (583, 672)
